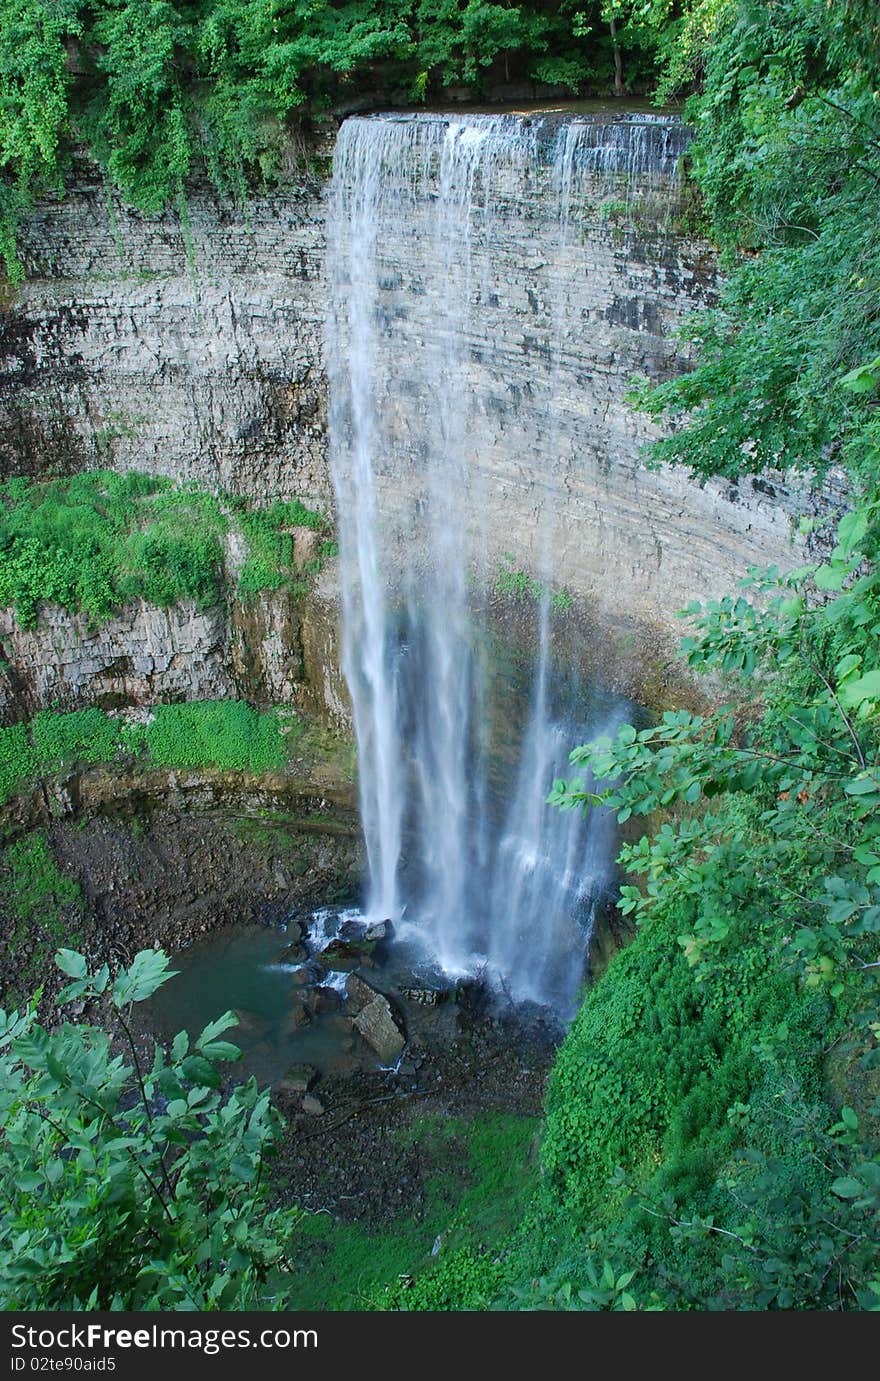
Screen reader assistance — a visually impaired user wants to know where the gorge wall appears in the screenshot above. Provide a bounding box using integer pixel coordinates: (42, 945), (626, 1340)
(0, 119), (811, 690)
(0, 587), (349, 726)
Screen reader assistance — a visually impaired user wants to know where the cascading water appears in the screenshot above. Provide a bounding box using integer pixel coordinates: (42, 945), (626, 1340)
(325, 111), (686, 1015)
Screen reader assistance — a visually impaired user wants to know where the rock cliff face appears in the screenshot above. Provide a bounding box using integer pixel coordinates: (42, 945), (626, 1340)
(0, 121), (811, 685)
(1, 166), (331, 503)
(0, 590), (348, 726)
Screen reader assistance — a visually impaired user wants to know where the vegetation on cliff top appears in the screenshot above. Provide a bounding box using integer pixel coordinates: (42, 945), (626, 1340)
(0, 1), (706, 277)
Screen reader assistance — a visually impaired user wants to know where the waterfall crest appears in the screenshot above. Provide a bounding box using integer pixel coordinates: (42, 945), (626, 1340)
(325, 112), (685, 1013)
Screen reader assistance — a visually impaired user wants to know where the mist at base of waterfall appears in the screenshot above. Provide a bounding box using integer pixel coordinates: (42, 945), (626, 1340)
(348, 601), (631, 1019)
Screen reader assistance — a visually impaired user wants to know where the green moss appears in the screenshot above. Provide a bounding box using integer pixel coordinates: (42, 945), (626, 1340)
(30, 708), (132, 773)
(2, 831), (80, 928)
(0, 701), (292, 806)
(0, 831), (83, 1006)
(287, 1113), (540, 1311)
(543, 899), (830, 1227)
(0, 723), (37, 802)
(0, 472), (226, 626)
(233, 498), (327, 602)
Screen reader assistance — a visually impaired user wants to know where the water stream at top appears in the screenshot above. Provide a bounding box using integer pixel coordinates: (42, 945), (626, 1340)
(325, 112), (686, 1014)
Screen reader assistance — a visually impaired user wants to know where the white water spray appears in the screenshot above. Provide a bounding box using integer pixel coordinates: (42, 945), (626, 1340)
(325, 112), (686, 1014)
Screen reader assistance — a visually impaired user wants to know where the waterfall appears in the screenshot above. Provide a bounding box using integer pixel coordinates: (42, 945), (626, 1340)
(325, 111), (686, 1015)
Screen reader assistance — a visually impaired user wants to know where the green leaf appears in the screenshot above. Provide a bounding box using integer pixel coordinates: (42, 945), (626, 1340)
(814, 563), (847, 591)
(830, 1177), (865, 1200)
(839, 357), (880, 393)
(195, 1011), (239, 1050)
(836, 508), (869, 555)
(113, 950), (179, 1007)
(181, 1055), (221, 1089)
(838, 670), (880, 709)
(844, 774), (880, 796)
(55, 949), (87, 979)
(199, 1041), (241, 1062)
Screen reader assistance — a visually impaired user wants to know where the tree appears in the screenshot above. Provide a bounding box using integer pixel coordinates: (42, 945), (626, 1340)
(0, 947), (299, 1310)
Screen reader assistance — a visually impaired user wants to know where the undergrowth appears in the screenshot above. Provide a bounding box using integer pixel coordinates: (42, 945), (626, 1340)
(0, 472), (330, 627)
(285, 1113), (539, 1311)
(0, 700), (291, 804)
(0, 830), (83, 1007)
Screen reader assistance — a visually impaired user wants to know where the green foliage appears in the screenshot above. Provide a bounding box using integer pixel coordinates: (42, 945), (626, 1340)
(0, 701), (289, 805)
(631, 0), (880, 481)
(145, 700), (287, 773)
(234, 497), (325, 600)
(30, 706), (129, 772)
(545, 490), (880, 1308)
(0, 1), (672, 274)
(0, 471), (224, 625)
(0, 832), (83, 1008)
(392, 1246), (502, 1311)
(0, 948), (299, 1309)
(0, 471), (329, 626)
(0, 723), (36, 802)
(288, 1113), (539, 1311)
(493, 552), (573, 611)
(0, 0), (81, 279)
(509, 1255), (651, 1311)
(1, 831), (81, 929)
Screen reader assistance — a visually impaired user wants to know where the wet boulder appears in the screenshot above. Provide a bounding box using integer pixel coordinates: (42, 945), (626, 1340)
(340, 918), (390, 944)
(279, 995), (311, 1036)
(400, 984), (448, 1006)
(232, 1008), (271, 1038)
(273, 940), (308, 965)
(353, 993), (406, 1065)
(304, 985), (343, 1015)
(345, 972), (381, 1015)
(314, 937), (375, 971)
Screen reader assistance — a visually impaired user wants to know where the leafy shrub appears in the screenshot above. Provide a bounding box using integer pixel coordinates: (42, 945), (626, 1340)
(544, 486), (880, 1308)
(30, 707), (128, 771)
(389, 1247), (502, 1311)
(631, 0), (880, 483)
(234, 498), (327, 600)
(1, 831), (80, 928)
(0, 948), (299, 1309)
(0, 701), (288, 805)
(0, 471), (225, 625)
(0, 1), (668, 275)
(0, 472), (331, 626)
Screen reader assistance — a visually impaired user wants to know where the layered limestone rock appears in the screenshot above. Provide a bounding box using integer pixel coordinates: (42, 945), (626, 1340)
(0, 122), (815, 656)
(1, 165), (331, 502)
(0, 588), (349, 725)
(0, 601), (233, 717)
